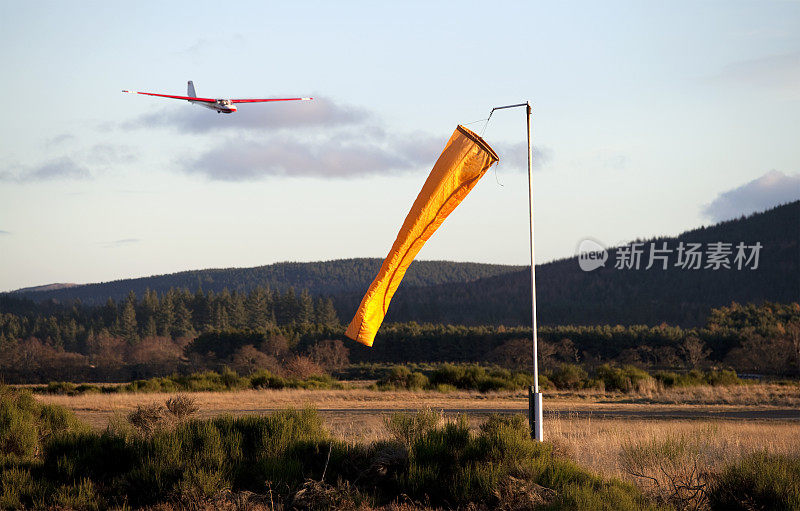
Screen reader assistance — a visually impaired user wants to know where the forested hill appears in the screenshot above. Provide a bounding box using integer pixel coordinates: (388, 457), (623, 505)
(7, 201), (798, 327)
(9, 259), (523, 306)
(367, 201), (799, 327)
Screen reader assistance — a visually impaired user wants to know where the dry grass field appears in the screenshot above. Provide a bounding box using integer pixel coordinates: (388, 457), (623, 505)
(34, 383), (800, 429)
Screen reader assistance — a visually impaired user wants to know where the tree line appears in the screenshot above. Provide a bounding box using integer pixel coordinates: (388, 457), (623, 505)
(0, 286), (339, 352)
(0, 289), (798, 382)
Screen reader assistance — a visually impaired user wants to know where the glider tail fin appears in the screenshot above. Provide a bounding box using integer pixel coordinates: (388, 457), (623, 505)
(187, 81), (197, 98)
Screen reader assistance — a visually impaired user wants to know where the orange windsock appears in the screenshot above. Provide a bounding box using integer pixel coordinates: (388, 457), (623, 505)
(345, 125), (499, 347)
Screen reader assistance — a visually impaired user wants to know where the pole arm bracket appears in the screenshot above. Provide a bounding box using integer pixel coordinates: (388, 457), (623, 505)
(487, 102), (530, 122)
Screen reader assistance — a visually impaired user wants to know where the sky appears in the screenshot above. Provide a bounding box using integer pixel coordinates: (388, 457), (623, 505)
(0, 0), (799, 292)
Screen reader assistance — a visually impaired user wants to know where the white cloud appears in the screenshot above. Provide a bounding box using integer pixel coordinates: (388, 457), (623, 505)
(0, 143), (139, 183)
(102, 238), (141, 248)
(123, 96), (369, 133)
(493, 141), (553, 172)
(0, 157), (91, 182)
(702, 170), (800, 221)
(182, 133), (440, 180)
(711, 52), (800, 99)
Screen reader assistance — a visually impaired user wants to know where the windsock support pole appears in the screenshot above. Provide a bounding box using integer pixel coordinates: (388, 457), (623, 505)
(489, 101), (543, 441)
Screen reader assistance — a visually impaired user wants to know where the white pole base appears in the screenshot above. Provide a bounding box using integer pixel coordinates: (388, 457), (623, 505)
(528, 386), (543, 441)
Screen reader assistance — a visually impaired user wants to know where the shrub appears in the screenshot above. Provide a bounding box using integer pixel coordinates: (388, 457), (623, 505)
(307, 339), (350, 370)
(428, 363), (537, 392)
(653, 369), (742, 388)
(596, 364), (654, 393)
(285, 355), (324, 379)
(250, 369), (287, 389)
(708, 452), (800, 510)
(704, 369), (741, 386)
(549, 363), (589, 390)
(0, 385), (87, 461)
(621, 432), (710, 509)
(5, 404), (665, 510)
(0, 467), (36, 509)
(127, 403), (164, 434)
(165, 394), (198, 421)
(45, 381), (78, 395)
(52, 478), (100, 510)
(404, 411), (658, 509)
(377, 366), (429, 390)
(384, 408), (442, 446)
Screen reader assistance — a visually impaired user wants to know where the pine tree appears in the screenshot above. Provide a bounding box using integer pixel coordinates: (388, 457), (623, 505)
(143, 316), (158, 338)
(192, 288), (211, 331)
(157, 291), (175, 337)
(245, 287), (270, 329)
(121, 291), (138, 343)
(315, 298), (340, 327)
(102, 298), (117, 329)
(172, 299), (194, 338)
(297, 290), (314, 325)
(229, 291), (247, 329)
(276, 288), (299, 325)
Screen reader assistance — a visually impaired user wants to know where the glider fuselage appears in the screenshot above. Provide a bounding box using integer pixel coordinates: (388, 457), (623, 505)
(193, 99), (237, 114)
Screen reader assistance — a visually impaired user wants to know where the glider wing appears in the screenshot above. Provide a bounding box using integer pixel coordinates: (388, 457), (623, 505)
(230, 97), (313, 104)
(121, 91), (217, 103)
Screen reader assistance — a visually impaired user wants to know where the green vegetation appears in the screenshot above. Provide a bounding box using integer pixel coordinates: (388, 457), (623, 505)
(0, 385), (88, 464)
(33, 364), (748, 396)
(652, 369), (741, 388)
(10, 258), (520, 306)
(401, 413), (660, 510)
(708, 452), (800, 510)
(375, 364), (540, 392)
(1, 385), (662, 510)
(1, 289), (799, 385)
(371, 362), (743, 394)
(34, 369), (344, 395)
(2, 386), (799, 509)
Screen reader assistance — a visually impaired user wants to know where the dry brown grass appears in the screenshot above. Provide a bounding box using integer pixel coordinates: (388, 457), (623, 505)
(546, 383), (800, 407)
(34, 384), (800, 436)
(547, 417), (800, 479)
(602, 383), (800, 407)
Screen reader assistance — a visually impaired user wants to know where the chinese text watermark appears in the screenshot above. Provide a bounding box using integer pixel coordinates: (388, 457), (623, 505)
(577, 240), (762, 272)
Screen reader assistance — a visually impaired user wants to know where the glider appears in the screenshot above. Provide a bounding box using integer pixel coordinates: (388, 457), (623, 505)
(122, 81), (313, 114)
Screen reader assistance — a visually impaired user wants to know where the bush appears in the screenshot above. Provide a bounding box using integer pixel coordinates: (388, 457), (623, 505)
(404, 412), (658, 509)
(653, 369), (742, 388)
(127, 403), (164, 434)
(384, 408), (442, 446)
(249, 369), (287, 389)
(596, 364), (654, 393)
(0, 385), (87, 461)
(428, 363), (537, 392)
(377, 366), (429, 390)
(549, 363), (589, 390)
(0, 466), (36, 509)
(43, 407), (337, 508)
(704, 369), (741, 386)
(165, 394), (198, 421)
(621, 432), (709, 509)
(2, 403), (665, 510)
(708, 452), (800, 510)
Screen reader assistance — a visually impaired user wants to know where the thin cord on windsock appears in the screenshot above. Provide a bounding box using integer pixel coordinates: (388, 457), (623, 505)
(493, 160), (504, 187)
(462, 117), (489, 127)
(464, 114), (501, 185)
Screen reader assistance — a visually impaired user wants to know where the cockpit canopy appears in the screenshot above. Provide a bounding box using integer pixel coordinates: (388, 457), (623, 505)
(217, 99), (231, 106)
